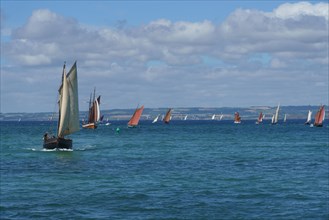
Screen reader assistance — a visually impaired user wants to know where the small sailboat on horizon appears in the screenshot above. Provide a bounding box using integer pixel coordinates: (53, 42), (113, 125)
(128, 105), (144, 128)
(305, 110), (312, 125)
(313, 105), (325, 127)
(255, 112), (263, 124)
(163, 108), (172, 124)
(234, 112), (241, 124)
(152, 114), (160, 123)
(82, 88), (101, 129)
(43, 61), (79, 150)
(272, 104), (280, 125)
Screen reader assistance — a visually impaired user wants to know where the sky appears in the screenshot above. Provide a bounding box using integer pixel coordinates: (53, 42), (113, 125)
(1, 0), (328, 113)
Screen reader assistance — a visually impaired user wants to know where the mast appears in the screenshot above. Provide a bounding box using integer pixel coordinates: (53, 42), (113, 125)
(57, 62), (66, 137)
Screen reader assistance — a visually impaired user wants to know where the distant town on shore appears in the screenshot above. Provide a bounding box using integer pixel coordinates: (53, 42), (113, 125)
(1, 105), (327, 122)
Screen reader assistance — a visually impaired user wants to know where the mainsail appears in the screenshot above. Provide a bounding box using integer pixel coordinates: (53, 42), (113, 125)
(272, 104), (280, 124)
(128, 105), (144, 127)
(58, 62), (79, 137)
(256, 112), (263, 124)
(314, 105), (325, 127)
(152, 114), (160, 123)
(305, 110), (312, 125)
(164, 108), (172, 124)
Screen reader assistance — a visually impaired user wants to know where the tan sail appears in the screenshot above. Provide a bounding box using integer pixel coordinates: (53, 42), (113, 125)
(58, 62), (79, 137)
(314, 105), (325, 127)
(163, 108), (172, 124)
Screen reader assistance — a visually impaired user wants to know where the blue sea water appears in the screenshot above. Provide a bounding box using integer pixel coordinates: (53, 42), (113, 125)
(1, 120), (328, 219)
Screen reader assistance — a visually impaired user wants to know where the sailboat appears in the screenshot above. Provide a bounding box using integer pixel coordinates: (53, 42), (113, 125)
(163, 108), (172, 124)
(128, 105), (144, 127)
(283, 114), (287, 123)
(43, 62), (79, 149)
(255, 112), (263, 124)
(183, 115), (188, 120)
(152, 114), (160, 123)
(82, 88), (101, 129)
(219, 114), (224, 120)
(234, 112), (241, 124)
(305, 110), (312, 125)
(211, 114), (216, 120)
(272, 104), (280, 125)
(313, 105), (325, 127)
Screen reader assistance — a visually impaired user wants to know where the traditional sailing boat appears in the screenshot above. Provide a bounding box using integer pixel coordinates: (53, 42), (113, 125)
(163, 108), (172, 124)
(272, 104), (280, 125)
(255, 112), (263, 124)
(43, 62), (79, 149)
(305, 110), (312, 125)
(128, 105), (144, 127)
(82, 88), (101, 129)
(152, 114), (160, 123)
(313, 105), (325, 127)
(234, 112), (241, 124)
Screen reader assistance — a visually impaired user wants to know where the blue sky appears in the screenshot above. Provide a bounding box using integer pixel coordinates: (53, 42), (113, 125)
(1, 1), (328, 112)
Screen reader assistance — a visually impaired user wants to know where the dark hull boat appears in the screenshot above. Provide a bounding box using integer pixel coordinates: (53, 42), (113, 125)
(82, 88), (101, 129)
(163, 108), (172, 124)
(43, 136), (72, 149)
(313, 105), (325, 127)
(43, 61), (80, 150)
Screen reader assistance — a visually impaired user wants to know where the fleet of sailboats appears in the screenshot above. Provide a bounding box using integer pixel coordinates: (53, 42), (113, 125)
(43, 62), (79, 150)
(128, 105), (144, 127)
(82, 88), (101, 129)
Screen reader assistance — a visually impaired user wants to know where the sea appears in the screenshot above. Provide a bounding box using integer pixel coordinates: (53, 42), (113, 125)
(1, 119), (328, 219)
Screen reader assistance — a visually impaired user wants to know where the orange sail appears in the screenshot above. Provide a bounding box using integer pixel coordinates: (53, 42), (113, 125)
(234, 112), (241, 124)
(128, 105), (144, 127)
(163, 108), (172, 124)
(314, 105), (325, 127)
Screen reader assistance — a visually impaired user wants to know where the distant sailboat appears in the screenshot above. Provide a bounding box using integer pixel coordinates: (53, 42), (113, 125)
(82, 88), (101, 129)
(211, 114), (216, 120)
(313, 105), (325, 127)
(163, 108), (172, 124)
(283, 114), (287, 123)
(234, 112), (241, 124)
(256, 112), (263, 124)
(219, 114), (224, 120)
(152, 114), (160, 123)
(128, 105), (144, 127)
(272, 104), (280, 125)
(183, 115), (188, 120)
(305, 110), (312, 125)
(43, 62), (79, 149)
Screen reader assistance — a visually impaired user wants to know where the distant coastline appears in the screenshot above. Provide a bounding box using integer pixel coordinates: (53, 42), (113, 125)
(1, 105), (327, 121)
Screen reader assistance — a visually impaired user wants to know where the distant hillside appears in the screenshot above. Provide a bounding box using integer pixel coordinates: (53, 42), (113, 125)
(1, 106), (327, 121)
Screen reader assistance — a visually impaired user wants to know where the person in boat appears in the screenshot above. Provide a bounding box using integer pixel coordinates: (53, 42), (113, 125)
(43, 132), (48, 141)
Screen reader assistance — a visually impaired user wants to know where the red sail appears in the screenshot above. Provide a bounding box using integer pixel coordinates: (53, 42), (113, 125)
(128, 105), (144, 127)
(314, 105), (325, 127)
(258, 112), (263, 123)
(164, 108), (172, 124)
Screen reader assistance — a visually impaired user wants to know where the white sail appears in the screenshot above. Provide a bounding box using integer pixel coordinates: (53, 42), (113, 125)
(95, 99), (100, 122)
(58, 62), (79, 137)
(306, 110), (312, 123)
(283, 114), (287, 122)
(219, 114), (223, 120)
(271, 115), (275, 124)
(184, 115), (188, 120)
(152, 114), (159, 123)
(273, 104), (280, 124)
(211, 114), (216, 120)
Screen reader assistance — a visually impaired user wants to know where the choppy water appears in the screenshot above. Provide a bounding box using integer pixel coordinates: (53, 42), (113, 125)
(1, 120), (328, 219)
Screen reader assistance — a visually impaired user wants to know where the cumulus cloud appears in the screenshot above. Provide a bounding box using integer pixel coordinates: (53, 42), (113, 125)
(1, 2), (328, 112)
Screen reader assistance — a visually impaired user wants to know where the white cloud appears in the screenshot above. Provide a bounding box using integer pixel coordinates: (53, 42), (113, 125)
(1, 2), (328, 112)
